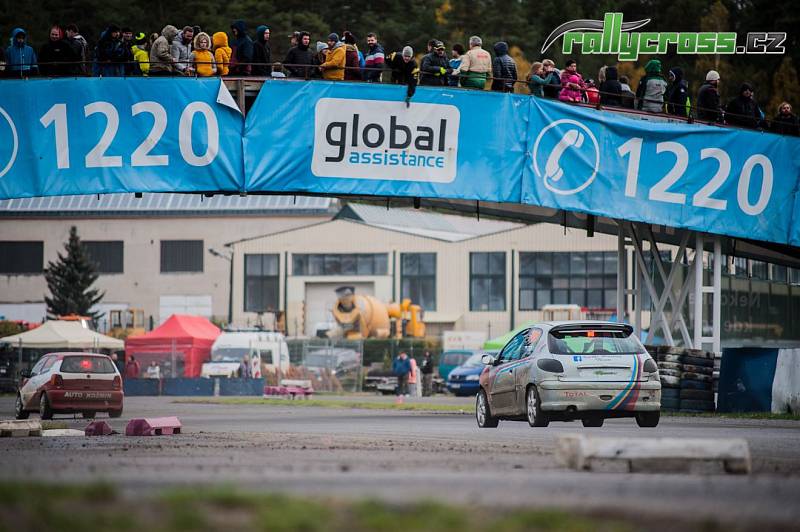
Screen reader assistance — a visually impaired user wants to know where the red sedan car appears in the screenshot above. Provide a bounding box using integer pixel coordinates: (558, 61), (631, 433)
(15, 352), (124, 419)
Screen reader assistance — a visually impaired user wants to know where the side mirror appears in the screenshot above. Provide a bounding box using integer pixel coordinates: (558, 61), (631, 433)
(481, 354), (497, 366)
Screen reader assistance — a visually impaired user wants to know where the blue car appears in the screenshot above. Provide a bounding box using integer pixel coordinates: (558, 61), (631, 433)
(446, 353), (486, 396)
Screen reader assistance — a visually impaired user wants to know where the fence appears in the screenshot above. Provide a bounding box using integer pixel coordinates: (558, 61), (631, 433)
(287, 338), (364, 393)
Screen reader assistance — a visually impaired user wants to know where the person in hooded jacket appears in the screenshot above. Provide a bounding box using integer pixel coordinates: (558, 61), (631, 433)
(212, 32), (231, 76)
(665, 67), (690, 117)
(131, 32), (150, 75)
(342, 31), (361, 80)
(5, 28), (38, 78)
(94, 25), (126, 77)
(598, 65), (623, 107)
(171, 26), (194, 75)
(190, 32), (217, 76)
(725, 82), (764, 129)
(771, 102), (799, 136)
(230, 20), (253, 76)
(419, 40), (450, 86)
(149, 25), (179, 75)
(39, 25), (78, 77)
(491, 41), (517, 92)
(252, 25), (271, 76)
(635, 59), (667, 112)
(320, 32), (346, 80)
(283, 31), (314, 78)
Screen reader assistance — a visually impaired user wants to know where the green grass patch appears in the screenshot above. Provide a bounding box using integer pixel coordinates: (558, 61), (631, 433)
(172, 397), (470, 413)
(664, 411), (800, 421)
(0, 482), (637, 532)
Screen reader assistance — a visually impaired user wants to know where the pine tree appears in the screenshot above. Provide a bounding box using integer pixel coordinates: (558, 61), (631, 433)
(44, 226), (104, 320)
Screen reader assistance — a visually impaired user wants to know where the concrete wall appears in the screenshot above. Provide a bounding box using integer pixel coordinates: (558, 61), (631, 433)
(0, 215), (328, 325)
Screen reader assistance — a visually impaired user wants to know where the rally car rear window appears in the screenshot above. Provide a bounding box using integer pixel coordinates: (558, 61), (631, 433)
(60, 356), (116, 374)
(548, 329), (644, 355)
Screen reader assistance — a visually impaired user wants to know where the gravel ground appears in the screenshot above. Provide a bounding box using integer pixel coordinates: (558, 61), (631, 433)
(2, 396), (800, 528)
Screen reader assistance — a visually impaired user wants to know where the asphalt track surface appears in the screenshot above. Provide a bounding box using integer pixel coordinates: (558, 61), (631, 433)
(2, 395), (800, 528)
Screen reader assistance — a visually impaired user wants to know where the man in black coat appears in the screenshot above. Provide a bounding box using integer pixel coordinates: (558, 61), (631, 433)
(697, 70), (722, 122)
(39, 26), (78, 77)
(386, 46), (417, 104)
(283, 31), (315, 78)
(252, 25), (271, 76)
(599, 65), (623, 107)
(419, 40), (450, 86)
(491, 41), (517, 92)
(725, 82), (763, 129)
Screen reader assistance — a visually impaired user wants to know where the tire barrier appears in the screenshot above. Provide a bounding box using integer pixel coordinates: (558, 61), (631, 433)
(647, 346), (717, 413)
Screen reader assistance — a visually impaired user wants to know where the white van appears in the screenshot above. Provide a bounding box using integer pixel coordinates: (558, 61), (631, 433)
(201, 330), (291, 378)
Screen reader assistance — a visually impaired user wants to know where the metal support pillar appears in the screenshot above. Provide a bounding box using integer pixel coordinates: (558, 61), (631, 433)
(692, 234), (722, 352)
(616, 224), (626, 323)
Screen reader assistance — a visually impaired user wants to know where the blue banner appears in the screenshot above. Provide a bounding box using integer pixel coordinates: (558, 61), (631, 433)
(523, 97), (800, 245)
(0, 78), (244, 199)
(243, 81), (526, 202)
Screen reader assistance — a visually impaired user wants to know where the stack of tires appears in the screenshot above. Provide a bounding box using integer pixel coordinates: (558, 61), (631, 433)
(648, 347), (716, 413)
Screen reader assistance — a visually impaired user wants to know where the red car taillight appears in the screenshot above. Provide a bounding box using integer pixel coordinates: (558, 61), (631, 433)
(50, 374), (63, 387)
(112, 375), (121, 390)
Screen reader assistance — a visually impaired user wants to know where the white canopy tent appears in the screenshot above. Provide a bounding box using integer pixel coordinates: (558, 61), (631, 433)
(0, 320), (123, 350)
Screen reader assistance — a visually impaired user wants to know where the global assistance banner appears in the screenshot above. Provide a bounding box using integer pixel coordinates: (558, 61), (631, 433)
(0, 78), (244, 199)
(243, 81), (526, 202)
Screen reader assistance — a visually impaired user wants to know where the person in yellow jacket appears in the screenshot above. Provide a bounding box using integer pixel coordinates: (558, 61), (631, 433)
(212, 31), (231, 76)
(319, 32), (345, 80)
(191, 32), (217, 76)
(131, 32), (150, 75)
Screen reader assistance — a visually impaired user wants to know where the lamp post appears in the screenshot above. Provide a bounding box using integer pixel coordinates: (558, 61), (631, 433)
(209, 248), (233, 326)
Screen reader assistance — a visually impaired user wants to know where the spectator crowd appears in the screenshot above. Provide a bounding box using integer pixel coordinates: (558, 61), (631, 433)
(2, 21), (798, 135)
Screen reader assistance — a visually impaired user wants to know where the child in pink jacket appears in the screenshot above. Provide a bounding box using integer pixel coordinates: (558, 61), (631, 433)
(559, 74), (583, 102)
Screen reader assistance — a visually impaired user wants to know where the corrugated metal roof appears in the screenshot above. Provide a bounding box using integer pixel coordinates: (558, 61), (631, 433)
(337, 203), (524, 242)
(0, 194), (335, 216)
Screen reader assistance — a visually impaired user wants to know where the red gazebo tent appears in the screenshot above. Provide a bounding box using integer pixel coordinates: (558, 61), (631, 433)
(125, 315), (220, 378)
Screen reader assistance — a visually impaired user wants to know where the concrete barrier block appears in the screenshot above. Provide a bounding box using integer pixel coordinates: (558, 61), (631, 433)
(125, 416), (181, 436)
(0, 419), (42, 437)
(85, 420), (113, 436)
(556, 434), (751, 474)
(42, 429), (86, 437)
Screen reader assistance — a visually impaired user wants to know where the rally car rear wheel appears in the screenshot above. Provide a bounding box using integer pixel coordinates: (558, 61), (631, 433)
(635, 411), (660, 427)
(476, 389), (499, 428)
(526, 386), (549, 427)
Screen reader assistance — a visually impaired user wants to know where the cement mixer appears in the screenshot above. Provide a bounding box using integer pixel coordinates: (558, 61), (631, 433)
(330, 286), (425, 339)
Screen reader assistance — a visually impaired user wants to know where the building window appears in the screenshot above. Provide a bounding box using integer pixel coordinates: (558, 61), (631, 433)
(292, 254), (388, 276)
(401, 253), (436, 311)
(790, 268), (800, 285)
(244, 254), (279, 312)
(83, 241), (123, 274)
(470, 252), (506, 311)
(519, 251), (617, 310)
(750, 260), (768, 280)
(0, 241), (43, 274)
(160, 240), (203, 273)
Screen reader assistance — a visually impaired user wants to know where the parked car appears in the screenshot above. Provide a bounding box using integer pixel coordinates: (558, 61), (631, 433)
(364, 365), (398, 395)
(439, 350), (474, 381)
(15, 352), (124, 420)
(446, 353), (485, 396)
(476, 322), (661, 429)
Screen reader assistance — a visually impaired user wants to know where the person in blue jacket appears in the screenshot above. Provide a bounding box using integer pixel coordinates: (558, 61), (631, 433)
(5, 28), (38, 77)
(392, 351), (411, 397)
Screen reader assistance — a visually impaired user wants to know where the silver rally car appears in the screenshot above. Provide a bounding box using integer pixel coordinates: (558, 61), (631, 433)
(476, 321), (661, 428)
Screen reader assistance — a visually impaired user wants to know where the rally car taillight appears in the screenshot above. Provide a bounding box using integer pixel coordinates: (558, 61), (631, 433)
(112, 376), (121, 390)
(50, 374), (63, 387)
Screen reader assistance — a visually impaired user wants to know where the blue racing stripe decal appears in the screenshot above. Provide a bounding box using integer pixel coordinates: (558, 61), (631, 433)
(606, 355), (638, 410)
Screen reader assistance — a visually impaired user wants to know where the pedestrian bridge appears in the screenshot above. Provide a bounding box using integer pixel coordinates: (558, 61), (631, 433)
(1, 77), (798, 350)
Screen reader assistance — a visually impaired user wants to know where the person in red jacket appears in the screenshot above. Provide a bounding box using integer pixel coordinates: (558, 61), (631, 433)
(124, 355), (141, 379)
